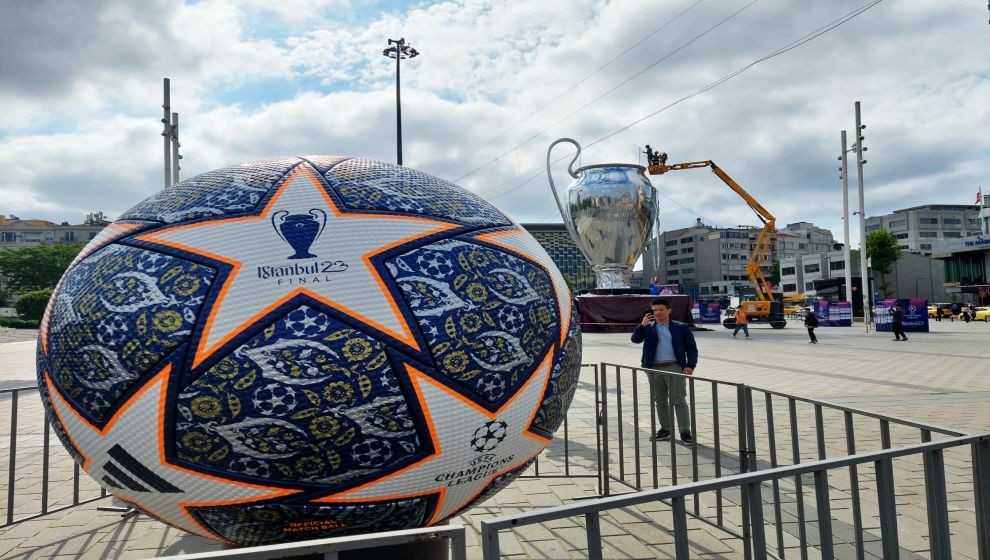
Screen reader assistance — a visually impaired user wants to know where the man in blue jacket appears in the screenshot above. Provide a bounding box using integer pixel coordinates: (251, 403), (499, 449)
(631, 298), (699, 443)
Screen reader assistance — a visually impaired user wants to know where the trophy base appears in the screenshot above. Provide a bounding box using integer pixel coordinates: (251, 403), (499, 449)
(585, 288), (651, 296)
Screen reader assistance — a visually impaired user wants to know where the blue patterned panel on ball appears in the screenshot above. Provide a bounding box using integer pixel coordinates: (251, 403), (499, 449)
(120, 157), (303, 223)
(533, 311), (582, 435)
(44, 244), (215, 421)
(175, 305), (422, 487)
(387, 238), (558, 405)
(324, 159), (510, 226)
(192, 497), (430, 546)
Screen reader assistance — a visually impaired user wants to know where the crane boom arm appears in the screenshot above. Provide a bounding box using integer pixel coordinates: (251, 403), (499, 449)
(646, 155), (776, 303)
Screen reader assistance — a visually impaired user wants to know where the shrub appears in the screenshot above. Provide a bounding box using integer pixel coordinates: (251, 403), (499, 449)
(0, 317), (40, 329)
(14, 288), (53, 321)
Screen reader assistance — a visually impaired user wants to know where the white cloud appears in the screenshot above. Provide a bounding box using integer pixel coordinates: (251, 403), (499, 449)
(0, 0), (987, 254)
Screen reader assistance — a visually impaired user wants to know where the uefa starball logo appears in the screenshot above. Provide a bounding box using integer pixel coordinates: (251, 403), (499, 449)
(470, 420), (508, 452)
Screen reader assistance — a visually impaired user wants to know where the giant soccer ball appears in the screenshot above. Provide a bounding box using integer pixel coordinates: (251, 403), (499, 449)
(37, 156), (581, 546)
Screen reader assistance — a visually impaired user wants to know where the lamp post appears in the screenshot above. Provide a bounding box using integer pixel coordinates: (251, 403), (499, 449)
(853, 101), (870, 331)
(382, 38), (419, 166)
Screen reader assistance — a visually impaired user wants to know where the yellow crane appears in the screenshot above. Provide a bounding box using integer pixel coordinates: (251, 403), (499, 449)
(645, 147), (786, 329)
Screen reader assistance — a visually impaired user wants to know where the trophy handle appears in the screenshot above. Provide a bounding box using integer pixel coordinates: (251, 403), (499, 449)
(546, 137), (581, 225)
(309, 209), (328, 241)
(271, 210), (289, 243)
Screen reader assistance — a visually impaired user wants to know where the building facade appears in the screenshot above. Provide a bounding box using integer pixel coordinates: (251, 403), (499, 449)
(520, 223), (596, 293)
(643, 219), (836, 298)
(864, 204), (982, 256)
(780, 250), (949, 303)
(0, 212), (109, 249)
(776, 222), (837, 260)
(930, 197), (990, 304)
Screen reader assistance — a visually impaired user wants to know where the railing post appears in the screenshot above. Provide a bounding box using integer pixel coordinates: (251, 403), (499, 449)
(844, 411), (865, 560)
(480, 521), (500, 560)
(586, 511), (603, 560)
(814, 469), (834, 559)
(923, 448), (952, 558)
(6, 391), (18, 525)
(673, 495), (690, 559)
(875, 457), (900, 559)
(599, 362), (610, 496)
(974, 436), (990, 560)
(737, 384), (752, 560)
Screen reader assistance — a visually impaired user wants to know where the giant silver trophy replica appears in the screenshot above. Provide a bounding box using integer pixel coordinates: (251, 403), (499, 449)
(547, 138), (658, 290)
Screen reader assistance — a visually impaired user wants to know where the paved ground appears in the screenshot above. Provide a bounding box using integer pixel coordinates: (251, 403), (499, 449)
(0, 319), (988, 559)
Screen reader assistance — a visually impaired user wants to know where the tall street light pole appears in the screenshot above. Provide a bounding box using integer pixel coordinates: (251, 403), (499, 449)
(854, 101), (871, 330)
(382, 38), (419, 166)
(839, 130), (853, 305)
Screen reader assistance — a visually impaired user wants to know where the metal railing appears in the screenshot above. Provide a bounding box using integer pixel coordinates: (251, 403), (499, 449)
(1, 386), (107, 528)
(519, 363), (602, 493)
(153, 524), (468, 560)
(481, 434), (990, 559)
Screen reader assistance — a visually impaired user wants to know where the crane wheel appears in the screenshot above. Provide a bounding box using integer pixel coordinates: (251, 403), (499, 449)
(770, 320), (786, 329)
(722, 318), (737, 329)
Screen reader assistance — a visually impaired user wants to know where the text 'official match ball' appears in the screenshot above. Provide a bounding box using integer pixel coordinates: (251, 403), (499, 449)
(37, 156), (581, 546)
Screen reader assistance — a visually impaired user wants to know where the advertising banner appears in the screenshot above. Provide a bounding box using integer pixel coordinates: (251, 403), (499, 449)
(813, 299), (852, 326)
(655, 284), (681, 295)
(875, 298), (929, 332)
(691, 301), (722, 324)
(831, 301), (852, 326)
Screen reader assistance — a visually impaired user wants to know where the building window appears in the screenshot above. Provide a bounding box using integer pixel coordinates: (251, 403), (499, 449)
(920, 244), (932, 250)
(945, 254), (986, 284)
(888, 219), (906, 228)
(680, 237), (693, 244)
(0, 232), (16, 242)
(805, 282), (815, 291)
(967, 218), (980, 226)
(681, 247), (693, 254)
(919, 231), (938, 238)
(666, 250), (678, 256)
(679, 257), (694, 264)
(668, 270), (679, 276)
(944, 231), (961, 237)
(804, 263), (820, 273)
(919, 217), (938, 225)
(894, 233), (908, 239)
(63, 231), (75, 241)
(666, 240), (678, 246)
(829, 261), (845, 271)
(943, 218), (961, 225)
(781, 266), (796, 276)
(783, 283), (797, 292)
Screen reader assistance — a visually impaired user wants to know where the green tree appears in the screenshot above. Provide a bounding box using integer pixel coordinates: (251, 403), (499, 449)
(14, 288), (53, 321)
(865, 231), (902, 297)
(768, 261), (781, 286)
(0, 244), (84, 292)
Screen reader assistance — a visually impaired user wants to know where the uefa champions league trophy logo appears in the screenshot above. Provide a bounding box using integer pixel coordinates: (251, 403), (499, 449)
(547, 138), (658, 290)
(272, 209), (327, 259)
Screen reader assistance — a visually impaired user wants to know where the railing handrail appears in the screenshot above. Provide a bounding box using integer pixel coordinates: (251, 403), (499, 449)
(604, 362), (745, 388)
(151, 524), (468, 560)
(481, 433), (986, 531)
(599, 361), (967, 436)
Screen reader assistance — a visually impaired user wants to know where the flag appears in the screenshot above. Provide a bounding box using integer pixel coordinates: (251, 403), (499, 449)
(978, 188), (983, 205)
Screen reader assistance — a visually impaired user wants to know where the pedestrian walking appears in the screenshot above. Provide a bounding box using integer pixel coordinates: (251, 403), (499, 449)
(631, 298), (699, 444)
(733, 307), (750, 338)
(890, 302), (908, 341)
(804, 308), (819, 343)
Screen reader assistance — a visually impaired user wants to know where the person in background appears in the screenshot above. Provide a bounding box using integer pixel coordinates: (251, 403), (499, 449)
(890, 302), (908, 341)
(733, 306), (750, 338)
(631, 298), (699, 444)
(804, 308), (819, 343)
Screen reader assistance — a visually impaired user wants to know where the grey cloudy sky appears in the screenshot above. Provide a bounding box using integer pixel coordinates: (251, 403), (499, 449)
(1, 0), (987, 251)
